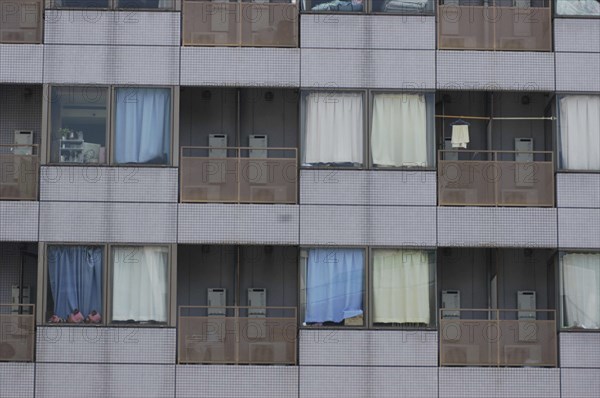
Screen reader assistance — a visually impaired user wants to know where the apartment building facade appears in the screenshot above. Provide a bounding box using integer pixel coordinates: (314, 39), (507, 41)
(0, 0), (599, 397)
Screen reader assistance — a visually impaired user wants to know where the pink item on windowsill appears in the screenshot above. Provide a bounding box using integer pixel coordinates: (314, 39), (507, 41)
(67, 309), (84, 324)
(48, 314), (64, 323)
(86, 310), (102, 324)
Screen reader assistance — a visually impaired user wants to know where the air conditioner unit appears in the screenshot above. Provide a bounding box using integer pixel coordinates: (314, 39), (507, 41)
(249, 342), (290, 363)
(13, 130), (33, 155)
(504, 344), (542, 365)
(208, 288), (227, 317)
(248, 288), (266, 317)
(11, 285), (30, 314)
(517, 290), (537, 342)
(442, 344), (480, 365)
(442, 290), (460, 319)
(0, 336), (31, 361)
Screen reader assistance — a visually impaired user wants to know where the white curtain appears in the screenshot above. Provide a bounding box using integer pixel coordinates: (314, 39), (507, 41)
(114, 87), (171, 164)
(303, 92), (363, 165)
(372, 249), (431, 324)
(562, 253), (600, 329)
(371, 93), (427, 167)
(112, 246), (169, 322)
(559, 95), (600, 170)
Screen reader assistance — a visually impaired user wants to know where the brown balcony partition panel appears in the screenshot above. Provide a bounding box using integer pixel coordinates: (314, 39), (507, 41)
(0, 304), (35, 362)
(0, 0), (43, 44)
(178, 306), (297, 365)
(0, 145), (39, 201)
(438, 2), (552, 51)
(183, 0), (298, 47)
(439, 309), (557, 367)
(438, 150), (554, 207)
(180, 147), (297, 204)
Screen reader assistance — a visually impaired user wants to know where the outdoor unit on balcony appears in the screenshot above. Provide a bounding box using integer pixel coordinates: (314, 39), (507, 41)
(442, 344), (480, 365)
(11, 285), (30, 314)
(515, 138), (534, 187)
(13, 130), (33, 155)
(248, 288), (267, 339)
(208, 134), (227, 184)
(208, 288), (226, 317)
(249, 134), (268, 185)
(517, 290), (537, 342)
(504, 344), (543, 365)
(442, 290), (460, 319)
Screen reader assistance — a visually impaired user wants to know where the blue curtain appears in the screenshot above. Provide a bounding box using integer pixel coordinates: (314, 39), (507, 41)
(114, 87), (171, 164)
(48, 246), (103, 319)
(305, 248), (364, 323)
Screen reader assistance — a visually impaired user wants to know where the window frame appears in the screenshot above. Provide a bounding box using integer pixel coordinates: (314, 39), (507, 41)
(558, 250), (600, 332)
(46, 85), (175, 167)
(47, 0), (178, 11)
(368, 247), (438, 330)
(43, 243), (108, 326)
(41, 243), (173, 327)
(300, 89), (437, 171)
(300, 0), (435, 15)
(299, 246), (369, 329)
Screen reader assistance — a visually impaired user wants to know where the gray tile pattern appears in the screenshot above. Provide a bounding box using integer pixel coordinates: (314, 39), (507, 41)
(0, 363), (35, 398)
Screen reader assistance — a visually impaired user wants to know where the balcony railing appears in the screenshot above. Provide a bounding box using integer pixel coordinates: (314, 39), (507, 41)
(0, 304), (35, 362)
(180, 146), (297, 204)
(0, 0), (43, 44)
(0, 145), (39, 201)
(178, 306), (297, 365)
(438, 150), (554, 207)
(182, 0), (299, 47)
(440, 309), (557, 367)
(438, 1), (552, 51)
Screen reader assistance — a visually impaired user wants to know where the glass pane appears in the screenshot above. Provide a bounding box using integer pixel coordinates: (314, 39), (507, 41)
(561, 253), (600, 329)
(114, 87), (172, 165)
(240, 2), (298, 47)
(370, 0), (433, 14)
(0, 0), (43, 44)
(112, 246), (169, 324)
(302, 92), (364, 166)
(302, 0), (365, 11)
(303, 248), (364, 326)
(46, 246), (104, 324)
(556, 0), (600, 16)
(50, 87), (108, 164)
(117, 0), (176, 9)
(50, 0), (110, 7)
(372, 249), (434, 327)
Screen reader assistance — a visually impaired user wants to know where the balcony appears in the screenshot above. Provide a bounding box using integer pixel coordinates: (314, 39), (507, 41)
(0, 0), (43, 44)
(0, 304), (35, 362)
(439, 309), (557, 367)
(438, 150), (554, 207)
(180, 146), (297, 204)
(178, 306), (297, 365)
(0, 145), (39, 200)
(182, 0), (298, 47)
(438, 1), (552, 51)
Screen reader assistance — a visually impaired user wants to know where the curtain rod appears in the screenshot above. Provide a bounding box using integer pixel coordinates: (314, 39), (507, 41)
(435, 115), (556, 120)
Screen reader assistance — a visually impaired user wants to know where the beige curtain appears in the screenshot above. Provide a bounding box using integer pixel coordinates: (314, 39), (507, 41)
(372, 249), (430, 324)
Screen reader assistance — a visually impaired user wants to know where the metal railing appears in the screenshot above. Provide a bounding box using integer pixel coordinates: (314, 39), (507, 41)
(438, 150), (554, 207)
(182, 0), (299, 47)
(439, 309), (557, 367)
(178, 306), (297, 365)
(180, 146), (297, 204)
(0, 145), (39, 201)
(0, 304), (35, 362)
(0, 0), (43, 44)
(438, 1), (552, 51)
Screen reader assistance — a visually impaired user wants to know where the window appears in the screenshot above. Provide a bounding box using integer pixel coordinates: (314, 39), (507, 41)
(371, 249), (435, 327)
(556, 0), (600, 16)
(49, 0), (175, 10)
(0, 0), (43, 44)
(301, 248), (365, 326)
(301, 90), (435, 169)
(560, 252), (600, 329)
(46, 245), (104, 323)
(50, 87), (108, 164)
(301, 0), (434, 14)
(114, 87), (172, 165)
(44, 244), (172, 325)
(558, 95), (600, 171)
(112, 246), (169, 324)
(47, 86), (173, 166)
